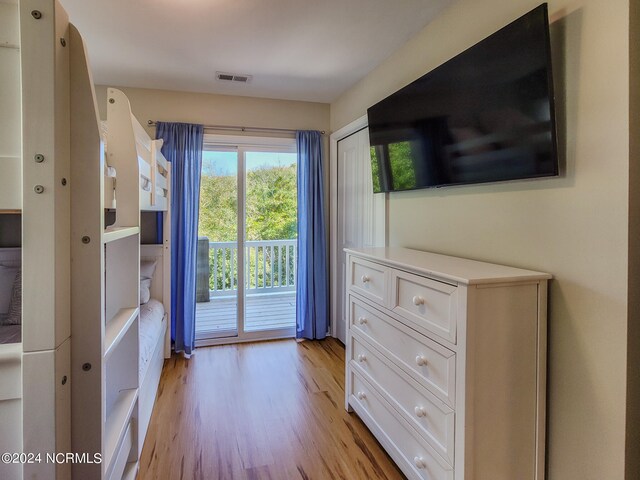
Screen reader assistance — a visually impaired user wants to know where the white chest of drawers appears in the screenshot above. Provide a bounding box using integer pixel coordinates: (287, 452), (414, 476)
(344, 247), (551, 480)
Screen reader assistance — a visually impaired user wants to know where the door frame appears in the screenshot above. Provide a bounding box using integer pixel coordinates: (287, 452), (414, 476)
(196, 134), (298, 347)
(329, 115), (388, 340)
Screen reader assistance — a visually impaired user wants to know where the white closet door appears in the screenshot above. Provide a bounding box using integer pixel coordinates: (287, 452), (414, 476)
(335, 127), (385, 343)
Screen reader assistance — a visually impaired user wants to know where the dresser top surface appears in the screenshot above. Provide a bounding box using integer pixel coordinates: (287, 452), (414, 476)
(345, 247), (552, 285)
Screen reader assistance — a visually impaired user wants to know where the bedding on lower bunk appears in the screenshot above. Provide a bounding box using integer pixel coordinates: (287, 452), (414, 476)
(0, 261), (21, 344)
(0, 325), (21, 344)
(139, 298), (164, 377)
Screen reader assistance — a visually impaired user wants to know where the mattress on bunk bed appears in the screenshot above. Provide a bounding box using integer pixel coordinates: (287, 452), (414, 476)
(0, 325), (21, 344)
(139, 298), (165, 377)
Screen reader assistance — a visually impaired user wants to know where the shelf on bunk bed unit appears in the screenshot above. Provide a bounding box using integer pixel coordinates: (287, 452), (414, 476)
(0, 342), (21, 403)
(0, 343), (22, 362)
(141, 199), (168, 212)
(104, 388), (138, 475)
(104, 308), (139, 359)
(108, 420), (135, 480)
(122, 461), (138, 480)
(103, 226), (140, 243)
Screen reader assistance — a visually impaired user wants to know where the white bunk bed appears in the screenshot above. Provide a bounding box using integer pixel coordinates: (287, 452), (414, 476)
(0, 248), (21, 480)
(0, 3), (22, 338)
(2, 3), (170, 477)
(139, 244), (171, 454)
(102, 115), (170, 212)
(0, 0), (22, 212)
(71, 77), (171, 478)
(0, 3), (23, 480)
(103, 88), (172, 457)
(4, 1), (75, 479)
(0, 248), (21, 345)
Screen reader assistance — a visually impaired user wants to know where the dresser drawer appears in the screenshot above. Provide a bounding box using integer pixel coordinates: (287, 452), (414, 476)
(348, 256), (388, 306)
(391, 269), (458, 344)
(350, 335), (455, 464)
(349, 370), (454, 480)
(350, 297), (456, 407)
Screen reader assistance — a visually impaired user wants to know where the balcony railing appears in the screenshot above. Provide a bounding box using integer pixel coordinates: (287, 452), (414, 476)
(205, 239), (297, 298)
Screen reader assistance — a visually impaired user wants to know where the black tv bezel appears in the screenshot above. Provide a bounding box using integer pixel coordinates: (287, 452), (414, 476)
(366, 3), (559, 193)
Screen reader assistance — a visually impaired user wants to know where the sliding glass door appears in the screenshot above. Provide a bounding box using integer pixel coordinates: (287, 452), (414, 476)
(195, 137), (297, 345)
(196, 148), (240, 339)
(244, 151), (297, 332)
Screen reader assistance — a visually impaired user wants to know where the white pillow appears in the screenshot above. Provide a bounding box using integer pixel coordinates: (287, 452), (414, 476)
(0, 266), (19, 314)
(140, 260), (157, 280)
(140, 278), (152, 305)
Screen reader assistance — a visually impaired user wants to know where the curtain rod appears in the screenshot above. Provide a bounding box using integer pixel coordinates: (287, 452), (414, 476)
(147, 120), (325, 135)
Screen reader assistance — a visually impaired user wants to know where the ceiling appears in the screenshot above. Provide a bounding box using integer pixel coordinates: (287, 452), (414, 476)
(60, 0), (452, 103)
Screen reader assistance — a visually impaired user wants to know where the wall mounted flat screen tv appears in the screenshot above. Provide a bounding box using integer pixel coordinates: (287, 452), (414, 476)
(367, 3), (558, 193)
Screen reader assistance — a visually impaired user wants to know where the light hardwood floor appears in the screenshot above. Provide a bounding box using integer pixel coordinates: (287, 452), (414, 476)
(139, 338), (405, 480)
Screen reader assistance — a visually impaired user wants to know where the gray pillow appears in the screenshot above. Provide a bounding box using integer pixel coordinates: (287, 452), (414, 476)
(5, 270), (21, 325)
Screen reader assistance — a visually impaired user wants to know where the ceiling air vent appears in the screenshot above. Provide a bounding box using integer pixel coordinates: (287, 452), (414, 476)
(216, 72), (252, 83)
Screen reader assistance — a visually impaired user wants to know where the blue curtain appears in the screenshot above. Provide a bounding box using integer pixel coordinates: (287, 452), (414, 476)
(296, 131), (328, 340)
(156, 122), (204, 356)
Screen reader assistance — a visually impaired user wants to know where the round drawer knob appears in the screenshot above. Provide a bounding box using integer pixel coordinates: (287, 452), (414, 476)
(412, 295), (425, 306)
(414, 406), (427, 418)
(357, 391), (366, 400)
(415, 355), (428, 367)
(358, 317), (368, 325)
(414, 456), (426, 469)
(361, 274), (370, 283)
(357, 354), (367, 362)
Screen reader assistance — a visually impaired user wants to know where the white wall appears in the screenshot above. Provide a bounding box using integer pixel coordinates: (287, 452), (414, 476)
(330, 0), (631, 479)
(94, 85), (330, 138)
